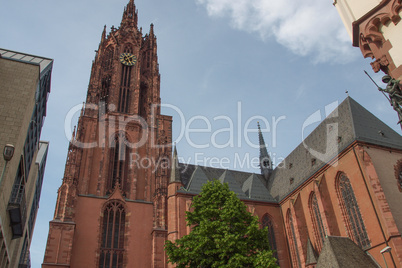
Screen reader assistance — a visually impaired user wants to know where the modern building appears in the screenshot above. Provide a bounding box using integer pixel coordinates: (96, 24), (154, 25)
(0, 49), (52, 267)
(42, 1), (402, 267)
(333, 0), (402, 80)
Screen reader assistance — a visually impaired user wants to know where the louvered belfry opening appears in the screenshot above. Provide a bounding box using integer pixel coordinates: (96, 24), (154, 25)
(118, 46), (133, 113)
(107, 133), (129, 196)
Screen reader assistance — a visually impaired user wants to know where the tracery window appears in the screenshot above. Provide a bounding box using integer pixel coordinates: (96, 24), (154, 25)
(99, 201), (125, 268)
(337, 173), (370, 248)
(261, 214), (278, 261)
(286, 209), (301, 268)
(139, 82), (148, 117)
(107, 133), (129, 196)
(309, 192), (325, 251)
(103, 46), (114, 71)
(100, 76), (111, 112)
(118, 46), (133, 113)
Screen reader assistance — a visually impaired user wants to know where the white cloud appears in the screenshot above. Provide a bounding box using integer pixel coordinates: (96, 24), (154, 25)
(196, 0), (357, 63)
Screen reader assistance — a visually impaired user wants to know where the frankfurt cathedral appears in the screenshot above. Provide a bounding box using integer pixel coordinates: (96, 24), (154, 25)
(42, 1), (402, 267)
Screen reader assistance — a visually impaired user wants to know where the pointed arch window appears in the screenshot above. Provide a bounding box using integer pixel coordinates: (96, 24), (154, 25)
(118, 46), (134, 113)
(139, 82), (148, 117)
(286, 209), (301, 268)
(103, 46), (114, 71)
(337, 173), (370, 248)
(100, 75), (111, 113)
(99, 200), (125, 268)
(309, 192), (325, 251)
(108, 133), (130, 196)
(261, 214), (278, 261)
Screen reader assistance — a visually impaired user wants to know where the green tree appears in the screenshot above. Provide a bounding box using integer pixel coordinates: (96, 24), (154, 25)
(165, 180), (279, 268)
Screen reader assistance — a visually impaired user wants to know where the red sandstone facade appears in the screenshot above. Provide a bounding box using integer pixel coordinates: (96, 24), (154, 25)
(42, 1), (402, 267)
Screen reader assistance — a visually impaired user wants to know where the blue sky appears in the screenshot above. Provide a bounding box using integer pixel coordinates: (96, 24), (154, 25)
(1, 0), (401, 266)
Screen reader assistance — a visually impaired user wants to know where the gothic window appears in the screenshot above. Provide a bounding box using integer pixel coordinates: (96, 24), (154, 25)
(99, 201), (125, 268)
(139, 82), (148, 117)
(336, 173), (370, 248)
(147, 51), (151, 68)
(100, 76), (111, 112)
(123, 46), (132, 54)
(309, 192), (325, 251)
(286, 209), (301, 268)
(117, 46), (134, 113)
(107, 133), (130, 196)
(103, 46), (114, 71)
(261, 214), (278, 261)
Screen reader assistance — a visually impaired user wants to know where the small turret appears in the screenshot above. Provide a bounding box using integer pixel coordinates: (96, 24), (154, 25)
(258, 122), (272, 182)
(170, 145), (181, 183)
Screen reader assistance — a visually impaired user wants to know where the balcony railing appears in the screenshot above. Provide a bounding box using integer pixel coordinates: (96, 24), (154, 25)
(19, 250), (31, 268)
(7, 183), (27, 239)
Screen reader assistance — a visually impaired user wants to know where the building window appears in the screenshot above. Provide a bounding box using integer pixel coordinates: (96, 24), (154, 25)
(103, 46), (114, 71)
(309, 192), (325, 251)
(261, 214), (278, 261)
(19, 233), (30, 267)
(100, 76), (111, 113)
(0, 230), (10, 268)
(336, 173), (370, 248)
(108, 133), (129, 196)
(99, 201), (125, 268)
(286, 209), (301, 268)
(7, 157), (27, 239)
(118, 46), (133, 113)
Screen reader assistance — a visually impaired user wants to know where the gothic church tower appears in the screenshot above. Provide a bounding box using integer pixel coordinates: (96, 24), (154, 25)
(42, 1), (172, 267)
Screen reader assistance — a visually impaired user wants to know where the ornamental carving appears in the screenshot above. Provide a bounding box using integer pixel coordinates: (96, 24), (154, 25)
(359, 0), (402, 63)
(371, 54), (390, 73)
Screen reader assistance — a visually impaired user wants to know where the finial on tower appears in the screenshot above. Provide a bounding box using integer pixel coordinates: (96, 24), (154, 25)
(121, 0), (138, 27)
(101, 25), (106, 40)
(258, 122), (272, 183)
(149, 23), (155, 37)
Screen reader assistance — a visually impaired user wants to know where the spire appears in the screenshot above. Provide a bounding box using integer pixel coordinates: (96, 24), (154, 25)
(149, 23), (154, 37)
(258, 122), (272, 182)
(170, 145), (181, 183)
(101, 25), (106, 41)
(121, 0), (138, 27)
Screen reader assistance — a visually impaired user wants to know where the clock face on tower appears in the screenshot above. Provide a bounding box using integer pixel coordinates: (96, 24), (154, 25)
(119, 52), (137, 66)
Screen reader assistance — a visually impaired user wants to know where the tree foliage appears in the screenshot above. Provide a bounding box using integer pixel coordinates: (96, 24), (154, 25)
(165, 180), (278, 268)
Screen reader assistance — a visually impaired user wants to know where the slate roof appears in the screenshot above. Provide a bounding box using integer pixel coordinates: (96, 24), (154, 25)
(176, 97), (402, 203)
(177, 163), (276, 202)
(268, 97), (402, 201)
(316, 236), (380, 268)
(305, 238), (318, 266)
